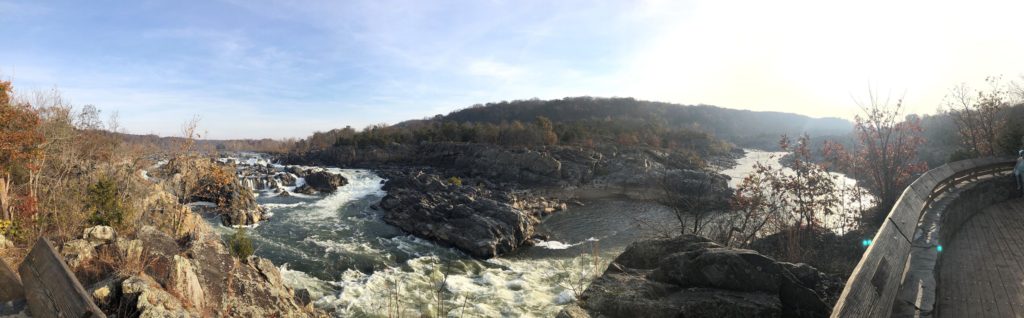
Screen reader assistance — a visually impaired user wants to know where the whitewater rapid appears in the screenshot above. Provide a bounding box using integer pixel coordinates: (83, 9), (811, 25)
(209, 165), (615, 317)
(208, 150), (867, 316)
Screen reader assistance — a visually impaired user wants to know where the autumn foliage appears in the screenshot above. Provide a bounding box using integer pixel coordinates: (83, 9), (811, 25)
(825, 95), (927, 224)
(0, 80), (149, 247)
(0, 80), (45, 221)
(722, 134), (870, 261)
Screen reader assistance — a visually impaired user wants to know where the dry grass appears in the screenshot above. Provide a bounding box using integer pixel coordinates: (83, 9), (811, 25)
(75, 242), (156, 287)
(0, 245), (28, 272)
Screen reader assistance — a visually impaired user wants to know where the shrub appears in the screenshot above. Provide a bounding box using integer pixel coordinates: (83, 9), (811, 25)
(446, 176), (462, 187)
(0, 219), (17, 239)
(86, 177), (127, 227)
(229, 228), (254, 259)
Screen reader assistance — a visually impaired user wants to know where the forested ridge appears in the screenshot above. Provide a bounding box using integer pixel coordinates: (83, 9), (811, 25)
(291, 96), (853, 155)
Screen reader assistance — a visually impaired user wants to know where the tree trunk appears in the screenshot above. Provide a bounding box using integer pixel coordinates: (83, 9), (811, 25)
(0, 175), (9, 221)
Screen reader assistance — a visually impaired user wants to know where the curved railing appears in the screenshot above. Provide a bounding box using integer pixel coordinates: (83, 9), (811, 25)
(831, 156), (1016, 317)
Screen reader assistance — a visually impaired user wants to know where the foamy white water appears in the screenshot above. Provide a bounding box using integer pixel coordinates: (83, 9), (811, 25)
(211, 155), (697, 316)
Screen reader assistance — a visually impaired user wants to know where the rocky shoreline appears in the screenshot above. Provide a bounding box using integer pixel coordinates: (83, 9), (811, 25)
(375, 169), (565, 258)
(12, 158), (330, 317)
(62, 224), (318, 317)
(283, 143), (740, 258)
(155, 157), (350, 227)
(559, 235), (841, 318)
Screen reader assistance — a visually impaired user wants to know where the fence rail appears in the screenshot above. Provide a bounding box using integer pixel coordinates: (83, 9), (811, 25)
(831, 156), (1016, 317)
(18, 238), (106, 318)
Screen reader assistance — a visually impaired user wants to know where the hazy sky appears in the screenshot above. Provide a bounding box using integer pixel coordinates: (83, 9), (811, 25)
(3, 0), (1023, 139)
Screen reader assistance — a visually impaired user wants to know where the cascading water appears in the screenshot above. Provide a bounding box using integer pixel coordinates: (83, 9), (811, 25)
(207, 161), (679, 317)
(208, 151), (868, 317)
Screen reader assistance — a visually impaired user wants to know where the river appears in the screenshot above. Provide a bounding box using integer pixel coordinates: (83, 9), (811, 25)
(208, 149), (867, 317)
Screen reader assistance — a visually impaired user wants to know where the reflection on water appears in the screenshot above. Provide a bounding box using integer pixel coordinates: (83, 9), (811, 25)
(721, 149), (874, 234)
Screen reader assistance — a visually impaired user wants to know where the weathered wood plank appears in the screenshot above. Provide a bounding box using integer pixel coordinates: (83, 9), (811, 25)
(0, 257), (23, 302)
(936, 199), (1024, 318)
(929, 165), (956, 183)
(834, 157), (1017, 317)
(18, 238), (105, 318)
(995, 203), (1024, 311)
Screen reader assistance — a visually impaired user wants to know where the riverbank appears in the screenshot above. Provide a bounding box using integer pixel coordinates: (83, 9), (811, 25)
(252, 146), (875, 316)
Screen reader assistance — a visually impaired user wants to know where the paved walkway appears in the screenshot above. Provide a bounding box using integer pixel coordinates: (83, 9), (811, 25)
(937, 199), (1024, 318)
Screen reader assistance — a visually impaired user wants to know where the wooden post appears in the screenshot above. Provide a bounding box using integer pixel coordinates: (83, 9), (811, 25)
(17, 238), (105, 318)
(0, 257), (23, 302)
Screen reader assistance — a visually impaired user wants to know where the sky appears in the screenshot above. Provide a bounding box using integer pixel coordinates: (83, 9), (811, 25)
(2, 0), (1023, 139)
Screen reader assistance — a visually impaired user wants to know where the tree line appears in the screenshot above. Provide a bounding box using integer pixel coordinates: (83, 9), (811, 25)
(290, 98), (756, 157)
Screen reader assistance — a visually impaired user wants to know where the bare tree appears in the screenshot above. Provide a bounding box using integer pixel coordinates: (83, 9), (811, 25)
(722, 161), (787, 247)
(173, 115), (202, 234)
(826, 91), (926, 225)
(1010, 75), (1024, 104)
(943, 77), (1010, 157)
(658, 168), (723, 236)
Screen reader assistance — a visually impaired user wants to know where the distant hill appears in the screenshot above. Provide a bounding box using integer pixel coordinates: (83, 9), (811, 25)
(425, 97), (853, 149)
(114, 132), (295, 155)
(292, 96), (853, 155)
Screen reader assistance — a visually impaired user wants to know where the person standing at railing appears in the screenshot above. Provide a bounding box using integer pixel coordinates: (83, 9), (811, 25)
(1016, 150), (1024, 197)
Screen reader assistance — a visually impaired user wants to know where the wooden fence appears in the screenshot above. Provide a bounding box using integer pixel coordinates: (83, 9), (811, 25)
(17, 238), (105, 318)
(831, 157), (1016, 317)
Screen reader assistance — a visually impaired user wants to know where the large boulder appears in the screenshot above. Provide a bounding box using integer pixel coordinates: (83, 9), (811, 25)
(121, 226), (319, 317)
(186, 236), (233, 313)
(121, 275), (192, 318)
(222, 256), (310, 317)
(140, 187), (201, 238)
(303, 171), (347, 193)
(170, 255), (205, 310)
(62, 239), (96, 269)
(565, 235), (834, 318)
(278, 172), (298, 187)
(379, 170), (539, 258)
(650, 248), (786, 293)
(83, 225), (116, 244)
(176, 161), (265, 227)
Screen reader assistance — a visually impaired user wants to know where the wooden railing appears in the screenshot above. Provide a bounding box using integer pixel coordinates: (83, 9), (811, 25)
(831, 156), (1016, 317)
(1, 238), (106, 318)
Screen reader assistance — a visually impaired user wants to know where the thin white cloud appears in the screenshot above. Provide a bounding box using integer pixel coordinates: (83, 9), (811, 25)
(8, 0), (1024, 139)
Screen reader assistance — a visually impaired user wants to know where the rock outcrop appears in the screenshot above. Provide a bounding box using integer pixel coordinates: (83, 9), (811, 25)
(66, 224), (321, 317)
(303, 170), (348, 193)
(378, 170), (545, 258)
(566, 235), (835, 318)
(191, 168), (264, 226)
(139, 186), (205, 237)
(150, 158), (266, 227)
(288, 143), (735, 189)
(82, 225), (116, 244)
(291, 143), (735, 257)
(57, 208), (321, 317)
